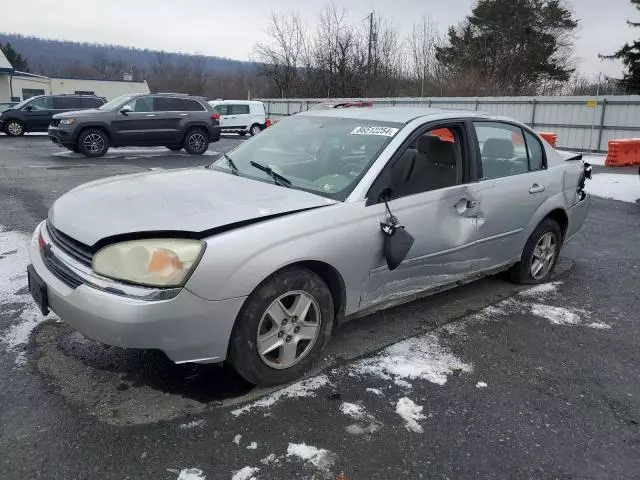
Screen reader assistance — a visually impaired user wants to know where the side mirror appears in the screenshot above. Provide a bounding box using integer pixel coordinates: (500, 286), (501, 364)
(379, 188), (414, 271)
(120, 105), (132, 115)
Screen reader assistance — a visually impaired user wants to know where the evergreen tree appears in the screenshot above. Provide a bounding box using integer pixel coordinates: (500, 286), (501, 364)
(0, 43), (29, 71)
(602, 0), (640, 93)
(436, 0), (578, 95)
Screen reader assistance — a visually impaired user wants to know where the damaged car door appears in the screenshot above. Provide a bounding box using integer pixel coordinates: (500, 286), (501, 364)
(360, 123), (490, 310)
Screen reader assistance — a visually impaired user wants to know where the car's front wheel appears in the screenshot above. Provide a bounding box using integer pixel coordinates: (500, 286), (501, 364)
(229, 267), (334, 386)
(77, 129), (110, 157)
(183, 129), (209, 154)
(249, 124), (262, 136)
(509, 218), (562, 285)
(4, 120), (25, 137)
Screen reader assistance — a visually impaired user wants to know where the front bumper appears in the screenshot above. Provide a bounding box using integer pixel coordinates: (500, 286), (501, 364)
(28, 221), (246, 363)
(48, 126), (75, 147)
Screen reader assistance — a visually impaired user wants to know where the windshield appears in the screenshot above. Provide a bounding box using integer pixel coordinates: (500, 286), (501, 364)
(98, 95), (135, 111)
(211, 115), (402, 200)
(10, 97), (38, 110)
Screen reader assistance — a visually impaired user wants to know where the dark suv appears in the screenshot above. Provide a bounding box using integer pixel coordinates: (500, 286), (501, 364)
(0, 94), (105, 137)
(48, 93), (221, 157)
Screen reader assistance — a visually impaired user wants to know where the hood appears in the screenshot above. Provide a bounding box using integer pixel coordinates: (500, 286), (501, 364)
(53, 109), (101, 119)
(49, 168), (337, 246)
(1, 107), (15, 115)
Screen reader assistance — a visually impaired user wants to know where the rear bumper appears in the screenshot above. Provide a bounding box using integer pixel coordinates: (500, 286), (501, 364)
(209, 125), (221, 142)
(565, 196), (589, 243)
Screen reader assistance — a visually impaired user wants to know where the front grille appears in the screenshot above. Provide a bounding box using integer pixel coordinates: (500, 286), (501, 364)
(50, 119), (61, 127)
(42, 250), (83, 289)
(46, 222), (93, 267)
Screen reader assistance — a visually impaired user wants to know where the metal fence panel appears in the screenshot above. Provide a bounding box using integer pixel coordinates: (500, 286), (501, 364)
(258, 95), (640, 152)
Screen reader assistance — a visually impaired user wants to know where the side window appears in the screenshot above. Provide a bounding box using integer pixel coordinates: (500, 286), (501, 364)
(388, 125), (462, 199)
(524, 131), (544, 171)
(473, 122), (528, 179)
(53, 96), (81, 110)
(27, 96), (53, 110)
(82, 97), (104, 108)
(213, 104), (228, 115)
(125, 96), (155, 112)
(230, 104), (250, 115)
(173, 98), (205, 111)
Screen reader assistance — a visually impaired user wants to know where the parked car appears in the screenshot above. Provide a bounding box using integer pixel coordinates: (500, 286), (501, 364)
(208, 100), (268, 136)
(28, 108), (590, 386)
(0, 94), (105, 137)
(48, 93), (221, 157)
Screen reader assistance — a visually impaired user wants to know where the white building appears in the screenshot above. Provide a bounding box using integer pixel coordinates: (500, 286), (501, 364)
(0, 48), (150, 106)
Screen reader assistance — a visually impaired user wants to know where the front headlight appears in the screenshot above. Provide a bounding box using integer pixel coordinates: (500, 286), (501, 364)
(92, 239), (205, 287)
(59, 118), (76, 126)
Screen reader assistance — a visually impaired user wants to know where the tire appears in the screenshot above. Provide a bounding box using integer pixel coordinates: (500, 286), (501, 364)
(166, 145), (182, 151)
(72, 146), (81, 153)
(249, 124), (262, 136)
(508, 218), (562, 285)
(229, 267), (335, 386)
(183, 128), (209, 154)
(77, 128), (109, 158)
(238, 131), (247, 137)
(4, 120), (25, 137)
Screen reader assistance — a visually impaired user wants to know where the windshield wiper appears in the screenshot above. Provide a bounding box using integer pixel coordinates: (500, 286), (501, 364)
(249, 160), (292, 188)
(223, 154), (239, 175)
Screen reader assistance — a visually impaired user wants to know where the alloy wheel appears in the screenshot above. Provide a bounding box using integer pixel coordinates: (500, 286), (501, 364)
(250, 125), (261, 136)
(256, 290), (322, 370)
(530, 232), (557, 280)
(7, 122), (23, 136)
(83, 133), (105, 154)
(188, 133), (206, 152)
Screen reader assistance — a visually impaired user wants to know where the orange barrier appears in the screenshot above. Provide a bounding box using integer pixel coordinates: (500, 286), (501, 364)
(538, 132), (557, 147)
(430, 128), (455, 143)
(605, 138), (640, 166)
(511, 132), (525, 145)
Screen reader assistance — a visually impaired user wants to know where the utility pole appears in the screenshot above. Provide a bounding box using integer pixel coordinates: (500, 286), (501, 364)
(367, 11), (374, 76)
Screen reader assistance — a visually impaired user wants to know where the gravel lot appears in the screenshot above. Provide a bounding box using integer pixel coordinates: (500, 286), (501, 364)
(0, 134), (638, 480)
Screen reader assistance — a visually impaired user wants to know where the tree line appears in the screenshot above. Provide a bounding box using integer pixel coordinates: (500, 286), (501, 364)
(2, 0), (639, 99)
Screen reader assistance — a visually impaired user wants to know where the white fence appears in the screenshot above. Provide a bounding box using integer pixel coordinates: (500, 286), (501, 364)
(258, 96), (640, 153)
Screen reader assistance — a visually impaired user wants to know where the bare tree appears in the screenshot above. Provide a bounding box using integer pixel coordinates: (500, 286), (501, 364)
(408, 16), (443, 96)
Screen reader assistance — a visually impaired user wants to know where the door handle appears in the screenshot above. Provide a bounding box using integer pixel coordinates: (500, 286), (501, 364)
(454, 198), (478, 213)
(529, 184), (546, 194)
(145, 114), (156, 117)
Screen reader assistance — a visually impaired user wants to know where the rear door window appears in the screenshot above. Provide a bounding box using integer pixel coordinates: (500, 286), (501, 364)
(524, 131), (545, 170)
(473, 122), (529, 179)
(80, 97), (104, 108)
(53, 96), (84, 110)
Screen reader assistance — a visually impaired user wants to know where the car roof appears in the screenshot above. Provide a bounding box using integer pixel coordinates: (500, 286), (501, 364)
(297, 107), (495, 124)
(208, 100), (263, 105)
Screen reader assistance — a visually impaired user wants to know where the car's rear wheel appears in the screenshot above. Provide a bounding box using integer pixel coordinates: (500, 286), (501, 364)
(249, 124), (262, 136)
(166, 145), (182, 151)
(183, 129), (209, 154)
(229, 267), (334, 386)
(509, 218), (562, 285)
(4, 120), (25, 137)
(77, 129), (109, 157)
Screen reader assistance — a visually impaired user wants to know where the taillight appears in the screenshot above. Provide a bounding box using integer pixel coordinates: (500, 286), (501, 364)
(211, 113), (220, 120)
(265, 118), (272, 128)
(38, 231), (46, 250)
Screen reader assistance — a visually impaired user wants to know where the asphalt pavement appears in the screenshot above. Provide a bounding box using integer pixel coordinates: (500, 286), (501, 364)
(0, 134), (638, 480)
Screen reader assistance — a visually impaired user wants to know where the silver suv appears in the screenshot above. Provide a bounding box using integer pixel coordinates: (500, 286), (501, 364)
(48, 93), (221, 157)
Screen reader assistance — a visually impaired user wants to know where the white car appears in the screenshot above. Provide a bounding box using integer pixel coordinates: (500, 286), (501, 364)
(208, 100), (268, 136)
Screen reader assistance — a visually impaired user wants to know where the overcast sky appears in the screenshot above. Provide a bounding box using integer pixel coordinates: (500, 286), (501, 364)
(3, 0), (638, 78)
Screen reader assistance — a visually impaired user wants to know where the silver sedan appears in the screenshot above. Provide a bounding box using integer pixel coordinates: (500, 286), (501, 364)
(27, 107), (590, 385)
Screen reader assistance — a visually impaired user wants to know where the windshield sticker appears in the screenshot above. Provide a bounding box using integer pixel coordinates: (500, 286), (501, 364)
(350, 126), (399, 137)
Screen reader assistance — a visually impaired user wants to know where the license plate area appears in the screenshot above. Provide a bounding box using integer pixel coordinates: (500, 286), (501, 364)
(27, 265), (49, 316)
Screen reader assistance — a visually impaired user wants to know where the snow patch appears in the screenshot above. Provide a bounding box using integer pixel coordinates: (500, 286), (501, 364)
(260, 454), (278, 465)
(366, 388), (383, 396)
(231, 466), (259, 480)
(179, 420), (205, 430)
(286, 443), (336, 470)
(395, 397), (427, 433)
(476, 382), (488, 388)
(233, 434), (242, 445)
(530, 304), (585, 326)
(177, 468), (206, 480)
(587, 171), (639, 203)
(345, 421), (383, 436)
(351, 333), (472, 386)
(339, 402), (364, 419)
(519, 282), (562, 298)
(0, 226), (54, 365)
(231, 375), (330, 416)
(246, 442), (258, 450)
(588, 322), (612, 330)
